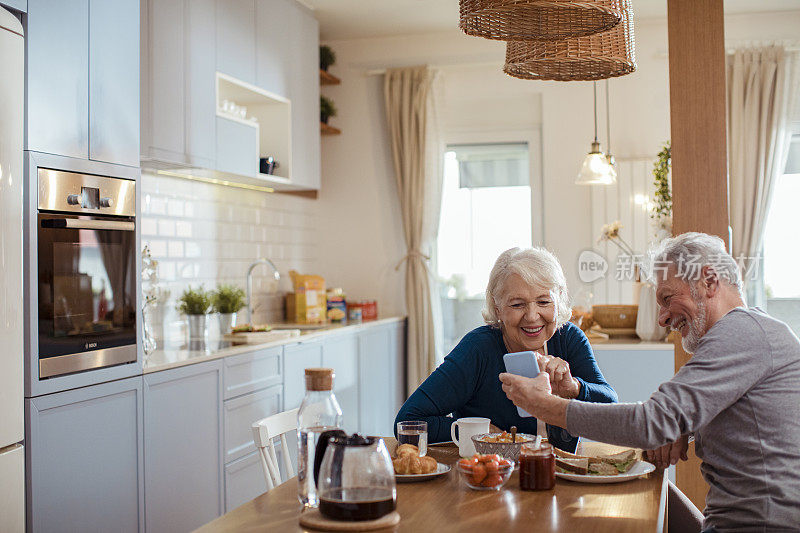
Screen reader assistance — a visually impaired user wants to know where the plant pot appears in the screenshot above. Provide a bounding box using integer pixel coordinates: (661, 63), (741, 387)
(218, 312), (237, 336)
(187, 314), (208, 340)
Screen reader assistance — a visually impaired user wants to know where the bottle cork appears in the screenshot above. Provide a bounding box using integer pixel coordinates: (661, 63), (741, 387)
(305, 368), (334, 391)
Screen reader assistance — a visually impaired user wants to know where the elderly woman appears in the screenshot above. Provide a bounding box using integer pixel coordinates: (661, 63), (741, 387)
(395, 247), (617, 452)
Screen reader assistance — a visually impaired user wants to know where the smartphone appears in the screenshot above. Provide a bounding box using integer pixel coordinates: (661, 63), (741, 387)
(502, 351), (540, 417)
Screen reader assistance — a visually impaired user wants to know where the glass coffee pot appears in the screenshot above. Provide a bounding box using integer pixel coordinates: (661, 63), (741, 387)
(314, 433), (396, 521)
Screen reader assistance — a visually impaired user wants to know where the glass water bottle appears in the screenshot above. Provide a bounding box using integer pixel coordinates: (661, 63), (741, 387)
(297, 367), (343, 507)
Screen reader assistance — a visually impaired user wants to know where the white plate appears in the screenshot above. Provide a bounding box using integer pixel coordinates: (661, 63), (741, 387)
(395, 462), (451, 483)
(555, 460), (656, 484)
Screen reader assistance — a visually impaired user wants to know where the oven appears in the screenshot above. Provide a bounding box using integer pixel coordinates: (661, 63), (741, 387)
(36, 168), (137, 378)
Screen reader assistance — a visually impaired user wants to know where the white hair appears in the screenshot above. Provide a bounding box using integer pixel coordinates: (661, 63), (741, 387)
(645, 232), (743, 294)
(482, 247), (572, 329)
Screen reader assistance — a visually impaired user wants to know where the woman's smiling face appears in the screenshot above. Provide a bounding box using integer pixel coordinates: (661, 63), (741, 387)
(496, 273), (558, 353)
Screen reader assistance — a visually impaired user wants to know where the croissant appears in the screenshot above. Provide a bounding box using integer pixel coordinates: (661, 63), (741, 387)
(395, 444), (419, 458)
(393, 453), (437, 474)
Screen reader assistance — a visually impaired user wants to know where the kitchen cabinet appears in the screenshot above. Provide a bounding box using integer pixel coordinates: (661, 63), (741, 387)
(88, 0), (140, 167)
(224, 451), (267, 512)
(143, 360), (224, 533)
(216, 0), (256, 85)
(26, 0), (88, 159)
(26, 377), (144, 533)
(322, 333), (360, 434)
(358, 322), (405, 437)
(286, 0), (320, 189)
(142, 0), (216, 168)
(590, 346), (674, 403)
(26, 0), (139, 167)
(283, 340), (323, 410)
(141, 0), (320, 191)
(223, 384), (282, 463)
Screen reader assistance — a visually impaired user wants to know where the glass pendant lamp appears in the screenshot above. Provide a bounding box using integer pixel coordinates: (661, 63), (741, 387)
(576, 81), (616, 185)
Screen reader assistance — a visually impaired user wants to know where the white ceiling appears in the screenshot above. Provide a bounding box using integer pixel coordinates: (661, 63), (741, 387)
(305, 0), (800, 41)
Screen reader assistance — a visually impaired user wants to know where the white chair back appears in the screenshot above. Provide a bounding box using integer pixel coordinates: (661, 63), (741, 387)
(251, 408), (299, 491)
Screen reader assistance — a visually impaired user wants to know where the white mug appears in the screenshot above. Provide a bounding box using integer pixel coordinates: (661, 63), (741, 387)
(450, 417), (490, 457)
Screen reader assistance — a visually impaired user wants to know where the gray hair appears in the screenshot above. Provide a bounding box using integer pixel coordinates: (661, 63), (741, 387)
(482, 247), (572, 329)
(645, 232), (743, 294)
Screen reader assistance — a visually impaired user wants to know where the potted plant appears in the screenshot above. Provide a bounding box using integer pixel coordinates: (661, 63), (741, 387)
(177, 286), (211, 339)
(211, 284), (246, 335)
(319, 45), (336, 72)
(320, 96), (337, 125)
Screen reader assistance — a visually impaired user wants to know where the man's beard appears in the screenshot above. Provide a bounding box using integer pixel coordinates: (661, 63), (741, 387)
(681, 286), (708, 353)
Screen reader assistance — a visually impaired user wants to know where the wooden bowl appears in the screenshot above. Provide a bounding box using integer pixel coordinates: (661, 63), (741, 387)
(591, 305), (638, 329)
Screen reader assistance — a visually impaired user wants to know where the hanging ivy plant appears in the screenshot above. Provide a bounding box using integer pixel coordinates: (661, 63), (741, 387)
(651, 141), (672, 225)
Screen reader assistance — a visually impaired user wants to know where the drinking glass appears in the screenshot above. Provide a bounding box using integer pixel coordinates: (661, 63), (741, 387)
(396, 420), (428, 456)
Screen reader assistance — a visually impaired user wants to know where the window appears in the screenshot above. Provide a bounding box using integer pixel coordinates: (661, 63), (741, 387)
(763, 130), (800, 334)
(436, 142), (533, 353)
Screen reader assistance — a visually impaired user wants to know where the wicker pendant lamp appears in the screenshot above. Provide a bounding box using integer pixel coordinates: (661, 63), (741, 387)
(503, 0), (636, 81)
(459, 0), (623, 41)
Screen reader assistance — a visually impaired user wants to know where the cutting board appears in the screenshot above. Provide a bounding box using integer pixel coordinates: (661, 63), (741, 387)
(223, 329), (301, 344)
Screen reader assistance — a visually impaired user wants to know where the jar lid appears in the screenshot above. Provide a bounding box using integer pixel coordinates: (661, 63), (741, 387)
(329, 433), (376, 447)
(305, 368), (335, 391)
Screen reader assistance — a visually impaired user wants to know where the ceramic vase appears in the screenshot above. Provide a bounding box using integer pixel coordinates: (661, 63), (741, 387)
(636, 282), (667, 341)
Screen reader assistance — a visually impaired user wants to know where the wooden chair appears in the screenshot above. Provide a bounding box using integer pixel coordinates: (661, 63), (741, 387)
(251, 408), (299, 491)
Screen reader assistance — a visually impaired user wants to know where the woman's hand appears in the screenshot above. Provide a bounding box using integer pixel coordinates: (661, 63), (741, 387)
(536, 354), (581, 399)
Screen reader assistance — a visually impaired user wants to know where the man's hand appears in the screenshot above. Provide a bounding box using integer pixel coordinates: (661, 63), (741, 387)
(499, 372), (569, 427)
(536, 354), (581, 399)
(644, 435), (689, 470)
(499, 372), (552, 414)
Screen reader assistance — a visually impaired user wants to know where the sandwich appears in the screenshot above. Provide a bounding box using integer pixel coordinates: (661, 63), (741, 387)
(554, 447), (638, 475)
(593, 449), (638, 473)
(556, 457), (588, 475)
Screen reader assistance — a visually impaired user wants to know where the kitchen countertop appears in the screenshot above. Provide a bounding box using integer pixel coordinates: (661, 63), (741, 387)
(143, 316), (406, 374)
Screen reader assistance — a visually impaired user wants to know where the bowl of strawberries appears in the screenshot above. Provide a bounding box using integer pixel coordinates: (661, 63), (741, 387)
(456, 453), (514, 491)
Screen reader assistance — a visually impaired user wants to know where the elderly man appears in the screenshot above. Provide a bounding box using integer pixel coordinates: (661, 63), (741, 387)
(500, 232), (800, 532)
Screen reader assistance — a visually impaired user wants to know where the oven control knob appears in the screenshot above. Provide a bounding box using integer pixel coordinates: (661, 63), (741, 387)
(100, 197), (113, 208)
(66, 194), (82, 206)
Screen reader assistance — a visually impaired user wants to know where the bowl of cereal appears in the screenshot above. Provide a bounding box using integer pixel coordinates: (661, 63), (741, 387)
(471, 432), (540, 463)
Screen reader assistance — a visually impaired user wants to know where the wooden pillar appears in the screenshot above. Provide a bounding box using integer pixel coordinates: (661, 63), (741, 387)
(666, 0), (730, 510)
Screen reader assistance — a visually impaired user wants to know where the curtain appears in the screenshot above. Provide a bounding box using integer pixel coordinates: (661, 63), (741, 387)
(384, 66), (443, 394)
(727, 46), (799, 293)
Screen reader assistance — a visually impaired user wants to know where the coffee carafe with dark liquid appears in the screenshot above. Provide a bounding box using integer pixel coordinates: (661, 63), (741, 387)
(314, 433), (397, 521)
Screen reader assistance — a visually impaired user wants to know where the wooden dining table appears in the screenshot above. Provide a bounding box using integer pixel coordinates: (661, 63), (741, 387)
(197, 439), (667, 533)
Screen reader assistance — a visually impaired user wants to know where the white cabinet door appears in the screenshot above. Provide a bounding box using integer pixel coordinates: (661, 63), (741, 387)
(224, 451), (267, 512)
(255, 0), (291, 98)
(216, 0), (256, 85)
(287, 1), (320, 190)
(283, 340), (323, 410)
(322, 333), (360, 434)
(26, 0), (89, 159)
(143, 360), (224, 533)
(223, 384), (282, 464)
(590, 348), (674, 403)
(144, 0), (185, 163)
(26, 377), (144, 533)
(358, 325), (396, 437)
(186, 0), (217, 168)
(89, 0), (140, 167)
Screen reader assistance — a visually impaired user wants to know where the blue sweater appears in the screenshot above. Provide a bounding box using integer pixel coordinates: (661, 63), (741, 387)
(395, 323), (617, 452)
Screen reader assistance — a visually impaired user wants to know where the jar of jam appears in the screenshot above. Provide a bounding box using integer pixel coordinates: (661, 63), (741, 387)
(519, 442), (555, 491)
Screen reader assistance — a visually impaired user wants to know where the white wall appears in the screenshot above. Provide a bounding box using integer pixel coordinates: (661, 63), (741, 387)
(316, 10), (800, 315)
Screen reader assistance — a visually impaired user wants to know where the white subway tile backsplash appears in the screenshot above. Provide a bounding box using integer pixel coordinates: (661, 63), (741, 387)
(175, 221), (193, 238)
(157, 219), (176, 237)
(167, 199), (184, 217)
(141, 218), (158, 236)
(141, 172), (319, 319)
(168, 241), (184, 258)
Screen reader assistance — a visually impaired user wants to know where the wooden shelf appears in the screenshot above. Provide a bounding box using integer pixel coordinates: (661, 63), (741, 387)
(319, 69), (341, 85)
(320, 123), (341, 135)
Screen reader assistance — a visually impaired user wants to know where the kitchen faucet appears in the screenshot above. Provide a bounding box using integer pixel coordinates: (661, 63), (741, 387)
(246, 258), (281, 324)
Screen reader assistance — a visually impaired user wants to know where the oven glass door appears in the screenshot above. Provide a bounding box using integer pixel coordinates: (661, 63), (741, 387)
(37, 213), (137, 370)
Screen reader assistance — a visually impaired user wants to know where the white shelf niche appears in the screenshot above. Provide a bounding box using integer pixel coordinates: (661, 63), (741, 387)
(215, 72), (292, 183)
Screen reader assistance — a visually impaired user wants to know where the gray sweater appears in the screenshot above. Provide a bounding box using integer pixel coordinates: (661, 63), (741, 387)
(566, 307), (800, 531)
